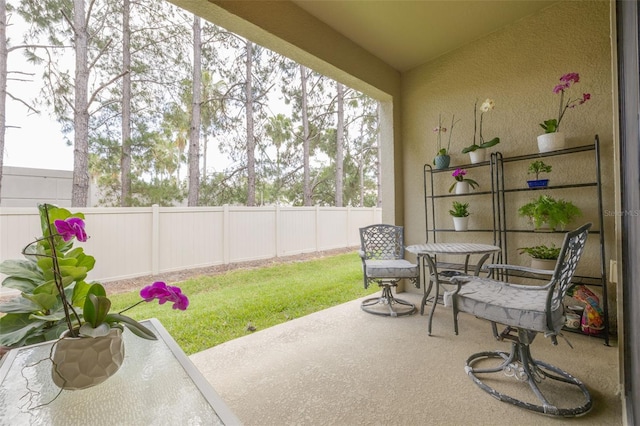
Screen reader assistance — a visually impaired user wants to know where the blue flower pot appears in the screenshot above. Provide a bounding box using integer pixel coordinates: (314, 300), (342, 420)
(434, 155), (451, 170)
(527, 179), (549, 188)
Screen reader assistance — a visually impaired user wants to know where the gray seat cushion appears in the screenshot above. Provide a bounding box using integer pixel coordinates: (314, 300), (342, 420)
(365, 259), (418, 279)
(455, 278), (564, 333)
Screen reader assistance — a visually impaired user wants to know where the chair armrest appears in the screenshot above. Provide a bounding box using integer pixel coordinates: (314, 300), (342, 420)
(358, 250), (366, 260)
(486, 263), (555, 276)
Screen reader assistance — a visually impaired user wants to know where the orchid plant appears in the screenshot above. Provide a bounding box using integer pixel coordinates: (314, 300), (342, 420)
(539, 72), (591, 133)
(433, 113), (459, 158)
(0, 204), (189, 348)
(462, 98), (500, 153)
(448, 168), (479, 193)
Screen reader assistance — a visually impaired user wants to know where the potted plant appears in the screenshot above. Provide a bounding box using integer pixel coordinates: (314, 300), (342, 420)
(517, 195), (582, 231)
(432, 113), (459, 169)
(518, 244), (561, 270)
(0, 204), (189, 390)
(527, 160), (552, 188)
(538, 72), (591, 152)
(449, 201), (470, 231)
(461, 98), (500, 163)
(448, 168), (479, 194)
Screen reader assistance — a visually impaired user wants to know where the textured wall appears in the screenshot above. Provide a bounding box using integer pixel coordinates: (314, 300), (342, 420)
(401, 1), (615, 319)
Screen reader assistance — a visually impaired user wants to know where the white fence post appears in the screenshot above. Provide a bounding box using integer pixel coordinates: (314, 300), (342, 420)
(275, 204), (281, 258)
(223, 204), (230, 265)
(151, 204), (160, 275)
(315, 205), (320, 253)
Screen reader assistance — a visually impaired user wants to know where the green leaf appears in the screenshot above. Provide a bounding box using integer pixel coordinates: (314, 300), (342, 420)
(0, 259), (43, 282)
(479, 137), (500, 148)
(1, 276), (39, 292)
(461, 145), (479, 154)
(107, 313), (157, 340)
(72, 280), (92, 308)
(0, 314), (47, 347)
(0, 297), (41, 314)
(22, 292), (58, 311)
(83, 284), (110, 326)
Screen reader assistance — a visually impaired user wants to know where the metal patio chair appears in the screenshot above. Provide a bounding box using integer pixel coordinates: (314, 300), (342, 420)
(450, 223), (593, 416)
(358, 224), (419, 317)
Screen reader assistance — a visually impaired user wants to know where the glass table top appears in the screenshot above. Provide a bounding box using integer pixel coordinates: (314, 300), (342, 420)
(0, 318), (240, 425)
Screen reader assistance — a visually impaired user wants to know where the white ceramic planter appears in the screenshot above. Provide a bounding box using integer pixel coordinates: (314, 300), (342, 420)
(469, 149), (487, 164)
(452, 216), (468, 231)
(530, 258), (557, 271)
(51, 328), (125, 390)
(455, 181), (470, 194)
(537, 132), (565, 153)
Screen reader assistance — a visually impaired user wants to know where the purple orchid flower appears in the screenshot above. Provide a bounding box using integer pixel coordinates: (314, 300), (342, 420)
(452, 168), (467, 180)
(54, 217), (88, 242)
(140, 281), (189, 310)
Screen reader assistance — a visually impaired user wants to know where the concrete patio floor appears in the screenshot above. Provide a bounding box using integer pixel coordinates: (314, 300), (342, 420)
(190, 292), (621, 426)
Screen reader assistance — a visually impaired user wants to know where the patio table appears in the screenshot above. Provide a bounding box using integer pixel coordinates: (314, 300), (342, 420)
(0, 318), (241, 425)
(406, 243), (501, 335)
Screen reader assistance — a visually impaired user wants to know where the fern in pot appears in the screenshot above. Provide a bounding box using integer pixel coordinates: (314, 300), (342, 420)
(517, 195), (581, 231)
(518, 244), (561, 270)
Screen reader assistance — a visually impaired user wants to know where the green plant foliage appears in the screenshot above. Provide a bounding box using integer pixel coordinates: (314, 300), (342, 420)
(517, 195), (581, 230)
(517, 244), (561, 260)
(527, 161), (552, 180)
(449, 201), (470, 217)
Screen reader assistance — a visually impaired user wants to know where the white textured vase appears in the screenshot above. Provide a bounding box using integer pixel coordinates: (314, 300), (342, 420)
(452, 216), (469, 231)
(531, 258), (557, 271)
(455, 181), (470, 194)
(51, 328), (125, 390)
(537, 132), (565, 153)
(469, 149), (486, 164)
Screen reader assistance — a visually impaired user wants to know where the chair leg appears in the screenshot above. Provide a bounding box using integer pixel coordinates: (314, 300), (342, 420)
(361, 285), (416, 317)
(464, 333), (592, 417)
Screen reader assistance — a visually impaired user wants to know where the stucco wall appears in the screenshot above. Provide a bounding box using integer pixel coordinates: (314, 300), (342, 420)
(401, 2), (615, 319)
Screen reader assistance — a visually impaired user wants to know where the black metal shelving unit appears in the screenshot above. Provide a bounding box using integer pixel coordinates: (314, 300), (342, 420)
(423, 135), (610, 344)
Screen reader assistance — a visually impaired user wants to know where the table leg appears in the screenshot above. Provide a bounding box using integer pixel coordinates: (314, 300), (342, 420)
(423, 254), (439, 336)
(420, 255), (433, 316)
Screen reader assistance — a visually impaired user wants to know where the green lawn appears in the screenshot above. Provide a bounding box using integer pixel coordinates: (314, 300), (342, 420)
(108, 251), (378, 355)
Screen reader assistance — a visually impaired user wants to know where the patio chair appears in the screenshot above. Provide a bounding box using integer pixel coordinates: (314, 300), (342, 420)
(450, 223), (593, 416)
(358, 224), (419, 317)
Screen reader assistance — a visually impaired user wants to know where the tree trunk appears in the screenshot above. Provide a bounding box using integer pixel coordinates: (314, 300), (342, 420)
(246, 39), (255, 206)
(120, 0), (132, 206)
(300, 65), (312, 206)
(187, 15), (202, 207)
(335, 82), (344, 207)
(71, 0), (90, 207)
(0, 0), (7, 201)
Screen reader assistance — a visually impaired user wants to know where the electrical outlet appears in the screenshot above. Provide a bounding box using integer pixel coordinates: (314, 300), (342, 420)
(609, 259), (618, 284)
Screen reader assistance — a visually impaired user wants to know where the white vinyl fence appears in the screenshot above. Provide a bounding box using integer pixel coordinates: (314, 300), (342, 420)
(0, 206), (381, 284)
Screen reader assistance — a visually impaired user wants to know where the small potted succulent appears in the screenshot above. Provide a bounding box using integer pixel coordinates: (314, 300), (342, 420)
(527, 160), (552, 188)
(518, 243), (561, 270)
(449, 201), (470, 231)
(518, 195), (581, 231)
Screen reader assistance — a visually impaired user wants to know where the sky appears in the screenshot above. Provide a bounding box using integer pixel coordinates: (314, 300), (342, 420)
(4, 12), (74, 171)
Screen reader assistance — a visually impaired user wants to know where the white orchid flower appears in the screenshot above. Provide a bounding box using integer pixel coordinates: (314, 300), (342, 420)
(480, 98), (495, 112)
